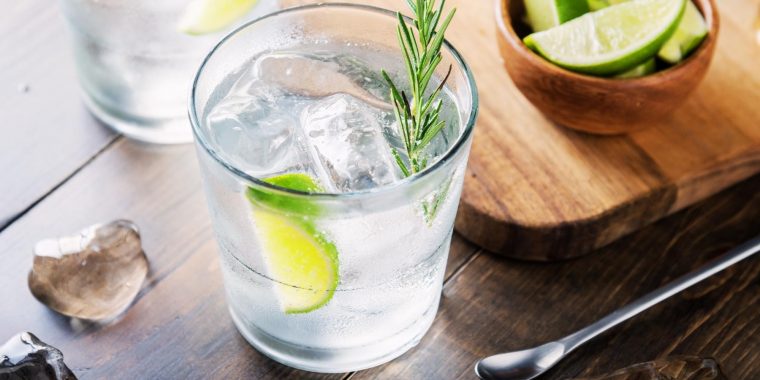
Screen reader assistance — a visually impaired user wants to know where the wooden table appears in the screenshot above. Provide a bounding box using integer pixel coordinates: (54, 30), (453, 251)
(1, 1), (758, 379)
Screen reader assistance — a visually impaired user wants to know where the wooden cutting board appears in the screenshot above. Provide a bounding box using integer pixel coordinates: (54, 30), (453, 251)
(453, 0), (760, 260)
(288, 0), (759, 260)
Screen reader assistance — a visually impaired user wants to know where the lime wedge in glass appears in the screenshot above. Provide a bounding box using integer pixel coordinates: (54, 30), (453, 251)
(178, 0), (259, 35)
(524, 0), (589, 32)
(658, 1), (708, 64)
(524, 0), (687, 75)
(246, 173), (339, 314)
(615, 58), (656, 78)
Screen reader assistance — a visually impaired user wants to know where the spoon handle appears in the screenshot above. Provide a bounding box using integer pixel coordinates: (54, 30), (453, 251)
(559, 236), (760, 353)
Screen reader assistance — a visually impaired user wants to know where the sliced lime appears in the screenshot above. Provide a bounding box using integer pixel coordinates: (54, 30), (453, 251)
(658, 1), (708, 64)
(178, 0), (259, 35)
(525, 0), (590, 32)
(246, 173), (324, 216)
(524, 0), (687, 75)
(587, 0), (626, 12)
(615, 58), (656, 78)
(247, 173), (339, 314)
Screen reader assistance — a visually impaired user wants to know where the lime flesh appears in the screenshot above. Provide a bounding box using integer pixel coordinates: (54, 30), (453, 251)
(178, 0), (259, 35)
(657, 1), (708, 64)
(525, 0), (590, 32)
(524, 0), (687, 75)
(588, 0), (627, 11)
(247, 174), (339, 314)
(615, 58), (656, 78)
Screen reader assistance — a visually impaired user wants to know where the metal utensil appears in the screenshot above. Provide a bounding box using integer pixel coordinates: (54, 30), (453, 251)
(475, 236), (760, 380)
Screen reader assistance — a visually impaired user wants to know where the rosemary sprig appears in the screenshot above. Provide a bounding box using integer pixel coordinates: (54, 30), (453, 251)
(381, 0), (456, 177)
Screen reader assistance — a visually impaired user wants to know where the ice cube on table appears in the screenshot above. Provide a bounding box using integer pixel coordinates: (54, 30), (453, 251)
(300, 93), (401, 192)
(28, 220), (149, 322)
(0, 332), (76, 380)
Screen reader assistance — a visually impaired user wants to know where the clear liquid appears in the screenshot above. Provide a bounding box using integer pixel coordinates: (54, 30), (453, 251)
(201, 45), (461, 192)
(199, 42), (465, 371)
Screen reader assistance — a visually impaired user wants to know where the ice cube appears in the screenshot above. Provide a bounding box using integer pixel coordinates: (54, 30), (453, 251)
(250, 51), (392, 111)
(205, 83), (307, 175)
(0, 332), (76, 380)
(570, 356), (726, 380)
(300, 93), (401, 192)
(28, 220), (148, 321)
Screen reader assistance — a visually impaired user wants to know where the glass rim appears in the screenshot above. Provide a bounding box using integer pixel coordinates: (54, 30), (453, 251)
(189, 2), (479, 201)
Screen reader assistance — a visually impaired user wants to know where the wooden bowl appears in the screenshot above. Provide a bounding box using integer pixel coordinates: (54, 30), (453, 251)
(495, 0), (720, 134)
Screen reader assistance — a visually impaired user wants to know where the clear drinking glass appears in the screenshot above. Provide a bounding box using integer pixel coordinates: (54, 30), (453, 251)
(57, 0), (279, 144)
(190, 4), (478, 372)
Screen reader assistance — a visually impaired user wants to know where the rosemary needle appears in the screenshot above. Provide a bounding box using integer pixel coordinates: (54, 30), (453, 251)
(381, 0), (456, 178)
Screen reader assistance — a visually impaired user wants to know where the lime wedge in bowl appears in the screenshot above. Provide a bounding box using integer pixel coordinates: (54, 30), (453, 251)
(657, 1), (708, 64)
(246, 173), (339, 314)
(587, 0), (627, 12)
(615, 58), (656, 78)
(524, 0), (687, 75)
(178, 0), (259, 35)
(524, 0), (589, 32)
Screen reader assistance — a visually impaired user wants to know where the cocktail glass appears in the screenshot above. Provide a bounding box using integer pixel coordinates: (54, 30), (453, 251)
(190, 4), (478, 372)
(58, 0), (279, 144)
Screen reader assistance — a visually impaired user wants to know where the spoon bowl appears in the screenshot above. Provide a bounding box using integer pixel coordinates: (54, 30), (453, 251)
(475, 342), (565, 380)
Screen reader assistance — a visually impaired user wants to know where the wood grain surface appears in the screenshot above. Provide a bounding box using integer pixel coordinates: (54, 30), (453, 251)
(0, 0), (758, 379)
(454, 0), (760, 260)
(287, 0), (760, 261)
(0, 140), (757, 379)
(0, 0), (117, 229)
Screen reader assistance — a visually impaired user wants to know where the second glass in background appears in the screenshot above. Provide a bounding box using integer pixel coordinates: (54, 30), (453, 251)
(58, 0), (280, 144)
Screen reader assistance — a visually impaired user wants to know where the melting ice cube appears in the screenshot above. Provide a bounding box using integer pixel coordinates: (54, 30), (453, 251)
(300, 93), (401, 192)
(28, 220), (149, 321)
(0, 332), (76, 380)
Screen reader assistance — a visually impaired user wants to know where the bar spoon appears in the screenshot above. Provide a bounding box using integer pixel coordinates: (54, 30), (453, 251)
(475, 236), (760, 380)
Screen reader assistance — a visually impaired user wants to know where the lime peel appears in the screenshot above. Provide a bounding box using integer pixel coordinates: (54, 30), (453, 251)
(657, 1), (709, 64)
(615, 58), (656, 79)
(524, 0), (687, 75)
(525, 0), (590, 32)
(247, 173), (339, 314)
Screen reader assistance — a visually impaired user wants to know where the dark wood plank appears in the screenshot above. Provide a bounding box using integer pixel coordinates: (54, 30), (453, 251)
(0, 0), (117, 227)
(0, 139), (478, 379)
(354, 175), (760, 379)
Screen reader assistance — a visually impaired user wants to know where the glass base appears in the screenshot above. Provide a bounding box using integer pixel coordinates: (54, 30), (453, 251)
(81, 92), (194, 145)
(228, 296), (440, 373)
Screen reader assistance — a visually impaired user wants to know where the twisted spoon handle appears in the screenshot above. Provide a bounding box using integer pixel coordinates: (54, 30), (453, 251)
(559, 236), (760, 353)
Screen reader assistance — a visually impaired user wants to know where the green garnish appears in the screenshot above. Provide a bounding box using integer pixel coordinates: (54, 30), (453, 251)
(381, 0), (456, 177)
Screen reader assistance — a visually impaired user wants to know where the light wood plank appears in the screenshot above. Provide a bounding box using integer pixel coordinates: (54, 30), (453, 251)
(0, 0), (117, 227)
(0, 139), (477, 378)
(355, 175), (760, 380)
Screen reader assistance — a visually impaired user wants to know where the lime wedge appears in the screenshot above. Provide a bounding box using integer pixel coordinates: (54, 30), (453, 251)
(615, 58), (656, 78)
(246, 174), (339, 314)
(524, 0), (687, 75)
(587, 0), (626, 12)
(657, 1), (708, 64)
(247, 173), (324, 216)
(525, 0), (590, 32)
(178, 0), (259, 35)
